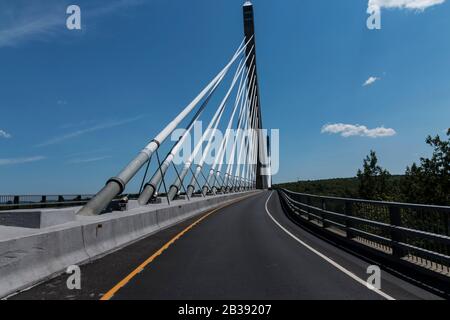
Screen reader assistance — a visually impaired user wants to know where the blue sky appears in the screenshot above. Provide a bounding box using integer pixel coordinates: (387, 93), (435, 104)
(0, 0), (449, 194)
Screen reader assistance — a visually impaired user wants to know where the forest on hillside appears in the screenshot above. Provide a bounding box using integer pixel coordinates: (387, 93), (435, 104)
(276, 129), (450, 206)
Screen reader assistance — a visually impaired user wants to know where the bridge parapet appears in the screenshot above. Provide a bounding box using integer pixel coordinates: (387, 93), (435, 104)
(0, 194), (94, 211)
(278, 189), (450, 286)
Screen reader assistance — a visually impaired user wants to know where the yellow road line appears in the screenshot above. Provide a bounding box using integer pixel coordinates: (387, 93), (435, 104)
(100, 192), (258, 300)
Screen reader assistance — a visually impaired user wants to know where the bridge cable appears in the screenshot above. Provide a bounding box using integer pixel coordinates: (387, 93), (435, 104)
(229, 69), (257, 190)
(138, 154), (153, 195)
(171, 162), (190, 201)
(78, 37), (251, 216)
(137, 64), (230, 205)
(175, 57), (246, 198)
(242, 94), (257, 188)
(205, 64), (247, 192)
(222, 66), (256, 190)
(185, 46), (255, 197)
(215, 69), (253, 189)
(204, 55), (255, 193)
(241, 83), (258, 189)
(246, 99), (259, 189)
(166, 49), (255, 200)
(155, 149), (170, 205)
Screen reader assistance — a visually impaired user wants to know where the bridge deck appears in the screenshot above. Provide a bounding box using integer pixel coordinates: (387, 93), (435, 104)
(9, 192), (440, 300)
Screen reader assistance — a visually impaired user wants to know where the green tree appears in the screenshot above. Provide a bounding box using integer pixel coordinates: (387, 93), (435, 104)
(402, 129), (450, 205)
(357, 150), (391, 200)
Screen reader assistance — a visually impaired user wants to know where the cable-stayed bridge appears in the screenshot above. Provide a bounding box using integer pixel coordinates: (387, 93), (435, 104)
(0, 2), (449, 300)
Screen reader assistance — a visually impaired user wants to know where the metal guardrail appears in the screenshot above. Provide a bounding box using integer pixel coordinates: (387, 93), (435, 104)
(0, 194), (95, 210)
(0, 193), (159, 211)
(278, 188), (450, 278)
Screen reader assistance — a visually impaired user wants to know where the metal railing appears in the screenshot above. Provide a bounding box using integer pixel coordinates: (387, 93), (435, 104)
(0, 194), (95, 211)
(278, 189), (450, 278)
(0, 193), (167, 211)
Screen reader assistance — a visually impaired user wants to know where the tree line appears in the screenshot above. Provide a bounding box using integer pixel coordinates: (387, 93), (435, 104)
(277, 129), (450, 206)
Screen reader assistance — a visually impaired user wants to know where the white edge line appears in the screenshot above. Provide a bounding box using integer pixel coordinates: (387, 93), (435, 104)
(265, 191), (395, 301)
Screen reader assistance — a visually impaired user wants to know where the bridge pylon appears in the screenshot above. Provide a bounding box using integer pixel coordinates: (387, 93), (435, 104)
(243, 1), (270, 190)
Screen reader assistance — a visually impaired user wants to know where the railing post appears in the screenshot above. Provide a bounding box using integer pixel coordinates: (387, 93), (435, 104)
(321, 198), (327, 228)
(306, 196), (311, 221)
(41, 196), (47, 203)
(447, 212), (450, 259)
(389, 205), (406, 258)
(345, 201), (354, 239)
(13, 196), (19, 204)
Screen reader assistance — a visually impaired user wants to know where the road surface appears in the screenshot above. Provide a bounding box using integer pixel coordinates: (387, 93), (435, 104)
(10, 191), (440, 300)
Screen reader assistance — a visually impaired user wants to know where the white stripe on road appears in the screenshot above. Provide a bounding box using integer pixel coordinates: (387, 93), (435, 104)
(264, 191), (395, 301)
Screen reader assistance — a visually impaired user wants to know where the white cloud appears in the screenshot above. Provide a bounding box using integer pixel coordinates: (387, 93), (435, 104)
(363, 76), (381, 87)
(0, 156), (45, 166)
(368, 0), (446, 11)
(63, 148), (110, 158)
(321, 123), (397, 138)
(0, 130), (12, 139)
(67, 156), (111, 164)
(59, 119), (96, 129)
(36, 115), (144, 147)
(0, 0), (145, 47)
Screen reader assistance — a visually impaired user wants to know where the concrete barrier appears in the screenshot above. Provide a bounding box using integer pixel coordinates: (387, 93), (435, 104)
(0, 191), (258, 298)
(0, 208), (77, 229)
(0, 226), (89, 298)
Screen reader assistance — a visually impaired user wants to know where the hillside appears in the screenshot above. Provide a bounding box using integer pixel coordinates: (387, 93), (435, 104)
(275, 175), (405, 199)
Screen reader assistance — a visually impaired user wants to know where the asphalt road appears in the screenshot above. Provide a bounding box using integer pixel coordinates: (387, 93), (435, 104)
(10, 191), (441, 300)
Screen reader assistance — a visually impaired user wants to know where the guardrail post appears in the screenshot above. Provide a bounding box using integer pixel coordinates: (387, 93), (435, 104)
(446, 211), (449, 236)
(306, 196), (311, 221)
(389, 206), (406, 258)
(41, 196), (47, 203)
(321, 198), (327, 228)
(13, 196), (19, 204)
(345, 201), (354, 239)
(447, 213), (450, 257)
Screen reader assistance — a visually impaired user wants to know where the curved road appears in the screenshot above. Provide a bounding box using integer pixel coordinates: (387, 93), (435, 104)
(11, 191), (440, 300)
